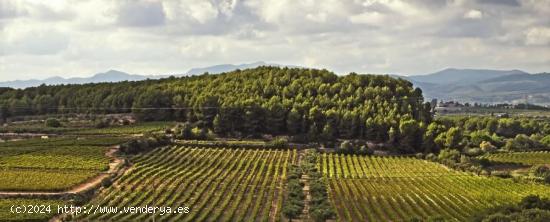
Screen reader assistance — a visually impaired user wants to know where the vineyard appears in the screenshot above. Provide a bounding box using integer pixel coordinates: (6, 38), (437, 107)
(76, 147), (296, 221)
(320, 154), (550, 221)
(481, 151), (550, 165)
(0, 137), (122, 191)
(72, 122), (171, 135)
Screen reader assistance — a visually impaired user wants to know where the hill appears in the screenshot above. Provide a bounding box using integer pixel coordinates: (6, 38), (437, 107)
(0, 66), (430, 147)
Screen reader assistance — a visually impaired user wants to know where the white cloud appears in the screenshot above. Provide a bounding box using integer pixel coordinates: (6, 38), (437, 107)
(0, 0), (549, 81)
(464, 9), (483, 19)
(349, 11), (386, 25)
(525, 27), (550, 45)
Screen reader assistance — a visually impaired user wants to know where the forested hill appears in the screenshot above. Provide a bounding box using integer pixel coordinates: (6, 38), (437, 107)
(0, 66), (431, 143)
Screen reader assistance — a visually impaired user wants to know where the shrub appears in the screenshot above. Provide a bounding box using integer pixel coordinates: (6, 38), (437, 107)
(530, 165), (550, 177)
(339, 140), (354, 154)
(504, 134), (545, 151)
(45, 118), (62, 128)
(266, 137), (289, 149)
(438, 149), (461, 163)
(480, 141), (497, 153)
(426, 153), (437, 161)
(95, 119), (110, 129)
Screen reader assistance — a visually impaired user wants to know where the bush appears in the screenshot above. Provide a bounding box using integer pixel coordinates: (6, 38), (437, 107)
(45, 118), (62, 128)
(101, 178), (113, 188)
(95, 119), (110, 129)
(504, 134), (545, 151)
(120, 135), (171, 154)
(544, 174), (550, 184)
(480, 141), (497, 153)
(438, 149), (460, 163)
(466, 147), (483, 156)
(267, 137), (289, 149)
(530, 165), (550, 177)
(426, 153), (437, 161)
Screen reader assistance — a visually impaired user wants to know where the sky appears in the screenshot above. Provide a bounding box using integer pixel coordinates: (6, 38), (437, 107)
(0, 0), (549, 81)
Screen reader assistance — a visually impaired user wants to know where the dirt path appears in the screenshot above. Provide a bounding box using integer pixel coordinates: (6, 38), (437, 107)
(0, 146), (125, 198)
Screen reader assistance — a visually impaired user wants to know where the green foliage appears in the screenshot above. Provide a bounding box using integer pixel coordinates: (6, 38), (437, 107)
(283, 164), (305, 220)
(45, 118), (62, 128)
(438, 149), (461, 165)
(0, 67), (431, 149)
(119, 135), (171, 154)
(473, 195), (550, 222)
(266, 137), (289, 149)
(482, 152), (550, 165)
(530, 165), (550, 177)
(504, 134), (545, 151)
(398, 119), (423, 153)
(541, 135), (550, 147)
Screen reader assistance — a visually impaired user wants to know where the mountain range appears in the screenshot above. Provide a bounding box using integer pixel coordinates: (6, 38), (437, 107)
(1, 64), (549, 105)
(0, 62), (286, 89)
(399, 68), (550, 105)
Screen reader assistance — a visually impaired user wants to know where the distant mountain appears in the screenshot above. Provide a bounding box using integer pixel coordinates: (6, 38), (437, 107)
(0, 70), (162, 89)
(408, 68), (529, 85)
(401, 69), (550, 105)
(186, 61), (296, 75)
(0, 62), (296, 89)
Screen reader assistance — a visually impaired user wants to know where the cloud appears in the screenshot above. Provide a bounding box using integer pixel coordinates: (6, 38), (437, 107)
(477, 0), (520, 7)
(525, 27), (550, 45)
(0, 0), (27, 19)
(0, 0), (548, 81)
(464, 9), (483, 19)
(116, 0), (166, 27)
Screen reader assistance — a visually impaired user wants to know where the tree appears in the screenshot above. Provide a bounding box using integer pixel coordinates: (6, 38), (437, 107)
(445, 127), (462, 149)
(398, 119), (422, 153)
(45, 118), (62, 128)
(286, 108), (302, 135)
(321, 123), (336, 142)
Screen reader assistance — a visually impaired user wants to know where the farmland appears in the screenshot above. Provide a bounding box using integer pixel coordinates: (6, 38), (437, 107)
(0, 137), (123, 191)
(72, 122), (171, 135)
(481, 151), (550, 165)
(321, 154), (550, 221)
(75, 147), (295, 222)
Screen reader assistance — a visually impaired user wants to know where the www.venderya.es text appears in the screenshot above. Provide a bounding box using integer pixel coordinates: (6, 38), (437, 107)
(11, 204), (190, 216)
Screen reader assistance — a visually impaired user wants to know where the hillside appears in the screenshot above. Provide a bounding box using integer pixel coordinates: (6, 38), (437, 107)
(403, 69), (550, 104)
(0, 66), (430, 145)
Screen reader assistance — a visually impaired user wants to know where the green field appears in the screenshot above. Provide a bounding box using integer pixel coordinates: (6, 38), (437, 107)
(321, 154), (550, 221)
(72, 122), (171, 135)
(76, 147), (294, 222)
(481, 151), (550, 165)
(0, 137), (123, 191)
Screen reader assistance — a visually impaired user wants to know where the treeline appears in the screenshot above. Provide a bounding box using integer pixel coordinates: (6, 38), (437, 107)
(0, 67), (431, 148)
(472, 195), (550, 222)
(421, 116), (550, 154)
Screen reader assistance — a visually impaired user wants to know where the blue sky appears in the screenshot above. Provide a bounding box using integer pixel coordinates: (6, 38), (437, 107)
(0, 0), (549, 81)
